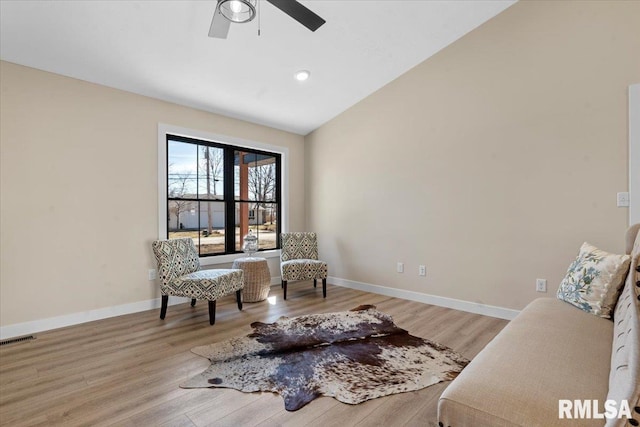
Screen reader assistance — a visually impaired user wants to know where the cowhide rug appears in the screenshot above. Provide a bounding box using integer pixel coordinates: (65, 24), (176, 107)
(181, 304), (469, 411)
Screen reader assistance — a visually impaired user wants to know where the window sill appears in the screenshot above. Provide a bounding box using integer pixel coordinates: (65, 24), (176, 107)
(199, 249), (281, 266)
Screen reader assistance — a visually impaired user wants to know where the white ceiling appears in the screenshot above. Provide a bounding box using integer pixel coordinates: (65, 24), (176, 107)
(0, 0), (515, 135)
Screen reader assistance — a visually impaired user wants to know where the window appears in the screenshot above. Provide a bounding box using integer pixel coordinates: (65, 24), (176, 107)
(165, 134), (281, 257)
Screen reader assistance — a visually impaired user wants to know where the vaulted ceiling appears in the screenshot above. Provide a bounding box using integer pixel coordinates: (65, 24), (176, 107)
(0, 1), (515, 135)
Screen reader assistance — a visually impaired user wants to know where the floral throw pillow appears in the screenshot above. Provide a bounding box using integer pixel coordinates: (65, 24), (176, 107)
(557, 242), (631, 318)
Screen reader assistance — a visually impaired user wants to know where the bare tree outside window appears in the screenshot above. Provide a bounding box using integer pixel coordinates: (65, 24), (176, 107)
(168, 170), (194, 230)
(248, 161), (276, 202)
(200, 147), (224, 234)
(248, 160), (276, 228)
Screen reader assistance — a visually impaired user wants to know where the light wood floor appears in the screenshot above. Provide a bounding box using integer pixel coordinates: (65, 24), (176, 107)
(0, 283), (508, 427)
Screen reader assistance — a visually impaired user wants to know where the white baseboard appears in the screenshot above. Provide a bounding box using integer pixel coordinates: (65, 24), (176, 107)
(0, 275), (517, 340)
(1, 278), (286, 340)
(329, 276), (520, 321)
(0, 296), (190, 341)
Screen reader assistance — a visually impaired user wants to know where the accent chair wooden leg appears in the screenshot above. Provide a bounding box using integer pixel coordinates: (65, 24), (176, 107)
(208, 300), (216, 325)
(313, 279), (317, 288)
(283, 281), (288, 300)
(281, 280), (284, 289)
(236, 290), (243, 310)
(322, 278), (327, 298)
(190, 298), (196, 307)
(160, 295), (169, 319)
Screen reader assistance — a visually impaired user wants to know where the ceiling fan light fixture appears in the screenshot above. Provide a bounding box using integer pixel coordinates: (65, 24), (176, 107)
(294, 70), (310, 82)
(219, 0), (256, 23)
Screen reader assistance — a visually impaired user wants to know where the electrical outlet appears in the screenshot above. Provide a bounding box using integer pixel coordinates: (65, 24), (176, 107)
(419, 265), (426, 276)
(397, 262), (404, 273)
(148, 269), (157, 281)
(617, 192), (630, 207)
(536, 278), (547, 293)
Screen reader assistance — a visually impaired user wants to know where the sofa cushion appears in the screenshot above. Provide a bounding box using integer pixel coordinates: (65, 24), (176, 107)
(438, 298), (613, 427)
(557, 242), (630, 318)
(605, 226), (640, 427)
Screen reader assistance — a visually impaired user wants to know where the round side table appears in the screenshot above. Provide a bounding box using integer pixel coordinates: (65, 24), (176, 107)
(232, 257), (271, 302)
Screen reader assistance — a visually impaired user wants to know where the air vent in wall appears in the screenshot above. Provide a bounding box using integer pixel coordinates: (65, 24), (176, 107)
(0, 335), (36, 346)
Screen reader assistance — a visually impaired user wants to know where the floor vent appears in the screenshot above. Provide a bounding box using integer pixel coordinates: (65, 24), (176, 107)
(0, 335), (36, 346)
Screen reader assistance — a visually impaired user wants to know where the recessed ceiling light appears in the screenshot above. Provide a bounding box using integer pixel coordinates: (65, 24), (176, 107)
(294, 70), (310, 82)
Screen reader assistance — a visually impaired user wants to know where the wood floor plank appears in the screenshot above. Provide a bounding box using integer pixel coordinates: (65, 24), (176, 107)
(303, 397), (380, 427)
(0, 283), (508, 426)
(205, 392), (285, 427)
(160, 414), (198, 427)
(186, 389), (262, 426)
(354, 382), (447, 427)
(126, 389), (217, 426)
(257, 396), (340, 427)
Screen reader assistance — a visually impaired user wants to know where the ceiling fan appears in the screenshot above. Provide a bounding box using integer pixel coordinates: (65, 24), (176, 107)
(209, 0), (326, 39)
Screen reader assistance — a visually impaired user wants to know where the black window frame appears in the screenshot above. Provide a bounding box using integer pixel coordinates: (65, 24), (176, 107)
(165, 134), (282, 257)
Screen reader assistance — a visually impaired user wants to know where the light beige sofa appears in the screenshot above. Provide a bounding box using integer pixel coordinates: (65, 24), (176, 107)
(438, 224), (640, 427)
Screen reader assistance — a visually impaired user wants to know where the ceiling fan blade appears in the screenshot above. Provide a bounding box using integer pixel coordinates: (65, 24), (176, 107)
(266, 0), (326, 32)
(208, 5), (231, 39)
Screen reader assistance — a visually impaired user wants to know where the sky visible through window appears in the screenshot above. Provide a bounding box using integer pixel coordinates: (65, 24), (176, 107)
(168, 139), (224, 197)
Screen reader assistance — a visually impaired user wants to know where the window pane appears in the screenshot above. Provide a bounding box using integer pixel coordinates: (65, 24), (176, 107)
(235, 202), (277, 252)
(235, 201), (251, 252)
(198, 146), (224, 200)
(249, 154), (276, 201)
(198, 201), (226, 256)
(235, 151), (277, 202)
(168, 199), (197, 232)
(258, 203), (277, 250)
(168, 140), (197, 199)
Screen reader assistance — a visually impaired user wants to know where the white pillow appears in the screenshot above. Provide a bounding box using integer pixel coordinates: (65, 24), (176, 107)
(557, 242), (630, 318)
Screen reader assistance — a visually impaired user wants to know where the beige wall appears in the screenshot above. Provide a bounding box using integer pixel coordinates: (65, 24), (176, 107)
(305, 1), (640, 310)
(2, 0), (639, 329)
(0, 61), (305, 327)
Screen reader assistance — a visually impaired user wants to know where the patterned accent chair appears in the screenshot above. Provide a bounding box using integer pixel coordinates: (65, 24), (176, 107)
(280, 232), (328, 300)
(152, 238), (244, 325)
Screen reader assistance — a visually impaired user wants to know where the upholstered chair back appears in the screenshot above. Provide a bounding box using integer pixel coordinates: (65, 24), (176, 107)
(152, 238), (200, 289)
(281, 232), (319, 262)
